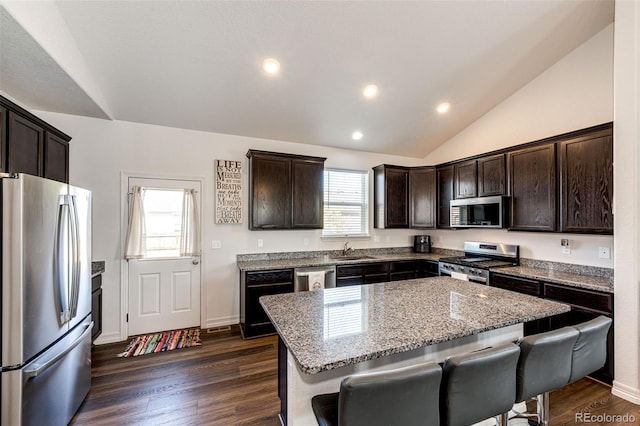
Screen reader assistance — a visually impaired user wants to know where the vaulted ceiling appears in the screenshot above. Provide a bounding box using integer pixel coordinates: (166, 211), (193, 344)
(0, 1), (614, 158)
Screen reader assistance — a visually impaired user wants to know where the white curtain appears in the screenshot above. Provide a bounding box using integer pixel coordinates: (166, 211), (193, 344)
(124, 186), (147, 259)
(180, 188), (200, 256)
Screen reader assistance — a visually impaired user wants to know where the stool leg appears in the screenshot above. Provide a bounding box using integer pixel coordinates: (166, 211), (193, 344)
(497, 412), (509, 426)
(540, 391), (550, 426)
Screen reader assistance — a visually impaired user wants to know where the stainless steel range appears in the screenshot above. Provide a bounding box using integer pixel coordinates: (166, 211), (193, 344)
(438, 241), (519, 284)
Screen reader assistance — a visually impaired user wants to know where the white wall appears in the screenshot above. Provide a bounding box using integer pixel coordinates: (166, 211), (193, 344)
(424, 24), (614, 268)
(33, 113), (426, 343)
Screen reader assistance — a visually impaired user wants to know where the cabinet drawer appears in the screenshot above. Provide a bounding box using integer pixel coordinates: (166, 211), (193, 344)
(364, 273), (390, 284)
(336, 277), (363, 287)
(246, 269), (293, 285)
(337, 262), (389, 278)
(491, 273), (541, 297)
(390, 260), (420, 272)
(543, 283), (613, 314)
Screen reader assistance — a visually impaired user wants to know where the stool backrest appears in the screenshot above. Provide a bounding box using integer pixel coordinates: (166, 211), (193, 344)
(569, 316), (612, 383)
(339, 361), (442, 426)
(440, 342), (520, 426)
(516, 326), (579, 402)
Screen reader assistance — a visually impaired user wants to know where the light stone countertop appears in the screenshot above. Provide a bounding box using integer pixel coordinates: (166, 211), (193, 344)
(237, 252), (444, 272)
(260, 276), (570, 374)
(493, 266), (613, 293)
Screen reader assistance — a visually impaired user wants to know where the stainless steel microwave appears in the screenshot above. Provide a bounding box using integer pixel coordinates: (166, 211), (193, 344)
(450, 196), (509, 228)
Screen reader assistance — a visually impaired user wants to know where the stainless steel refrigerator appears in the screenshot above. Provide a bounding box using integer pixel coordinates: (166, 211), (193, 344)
(1, 173), (92, 426)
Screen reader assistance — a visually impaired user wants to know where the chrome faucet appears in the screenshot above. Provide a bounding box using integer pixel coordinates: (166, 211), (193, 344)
(343, 241), (354, 256)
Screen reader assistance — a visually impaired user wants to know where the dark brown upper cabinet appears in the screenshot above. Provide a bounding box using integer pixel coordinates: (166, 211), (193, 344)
(1, 96), (70, 183)
(508, 143), (557, 232)
(409, 167), (436, 228)
(436, 165), (455, 228)
(559, 126), (613, 234)
(477, 153), (506, 197)
(7, 111), (44, 177)
(454, 159), (477, 199)
(247, 150), (325, 230)
(291, 158), (324, 228)
(373, 165), (409, 228)
(44, 132), (70, 183)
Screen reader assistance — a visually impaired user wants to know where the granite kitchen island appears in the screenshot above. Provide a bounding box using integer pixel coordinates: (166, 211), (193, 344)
(260, 276), (571, 425)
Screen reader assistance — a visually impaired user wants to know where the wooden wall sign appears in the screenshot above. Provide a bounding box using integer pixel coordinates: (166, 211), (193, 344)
(215, 159), (242, 224)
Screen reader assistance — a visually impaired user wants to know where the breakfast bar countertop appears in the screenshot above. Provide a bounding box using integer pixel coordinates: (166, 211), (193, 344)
(260, 276), (570, 374)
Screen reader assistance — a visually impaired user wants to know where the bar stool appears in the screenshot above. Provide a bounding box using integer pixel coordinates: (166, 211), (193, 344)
(514, 326), (579, 426)
(569, 316), (612, 384)
(439, 342), (520, 426)
(311, 361), (442, 426)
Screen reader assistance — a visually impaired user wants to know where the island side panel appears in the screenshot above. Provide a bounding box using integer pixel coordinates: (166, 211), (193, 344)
(283, 324), (522, 425)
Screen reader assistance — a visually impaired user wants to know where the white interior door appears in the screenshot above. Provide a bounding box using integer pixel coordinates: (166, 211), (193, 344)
(126, 177), (201, 336)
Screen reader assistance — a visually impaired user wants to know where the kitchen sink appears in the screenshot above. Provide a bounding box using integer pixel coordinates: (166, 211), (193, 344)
(329, 255), (375, 261)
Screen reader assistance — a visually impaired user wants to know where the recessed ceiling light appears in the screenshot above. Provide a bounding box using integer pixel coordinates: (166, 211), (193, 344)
(352, 131), (364, 141)
(436, 102), (451, 114)
(262, 58), (280, 75)
(362, 84), (378, 99)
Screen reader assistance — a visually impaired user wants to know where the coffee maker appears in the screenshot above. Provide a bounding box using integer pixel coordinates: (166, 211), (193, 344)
(414, 235), (431, 253)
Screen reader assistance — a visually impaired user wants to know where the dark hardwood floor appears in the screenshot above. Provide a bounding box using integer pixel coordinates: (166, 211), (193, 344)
(73, 326), (639, 425)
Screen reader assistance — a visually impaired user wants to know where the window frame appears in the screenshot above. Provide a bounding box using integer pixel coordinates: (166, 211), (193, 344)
(322, 168), (370, 238)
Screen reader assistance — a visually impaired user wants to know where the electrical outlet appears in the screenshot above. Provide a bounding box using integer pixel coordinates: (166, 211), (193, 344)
(303, 238), (309, 246)
(598, 247), (611, 259)
(211, 240), (222, 249)
(257, 239), (263, 248)
(562, 246), (571, 255)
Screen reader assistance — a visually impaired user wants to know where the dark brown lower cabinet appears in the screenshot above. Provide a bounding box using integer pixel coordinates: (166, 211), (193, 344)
(91, 274), (103, 342)
(490, 272), (614, 384)
(241, 269), (294, 338)
(337, 262), (390, 287)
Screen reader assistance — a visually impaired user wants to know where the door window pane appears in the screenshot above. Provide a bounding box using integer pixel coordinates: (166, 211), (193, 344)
(143, 189), (183, 258)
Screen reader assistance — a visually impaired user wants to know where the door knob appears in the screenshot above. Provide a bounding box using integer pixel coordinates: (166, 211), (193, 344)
(192, 258), (200, 265)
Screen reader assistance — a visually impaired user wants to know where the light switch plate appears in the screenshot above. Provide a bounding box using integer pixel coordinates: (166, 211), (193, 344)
(211, 240), (222, 249)
(303, 238), (309, 246)
(257, 239), (264, 248)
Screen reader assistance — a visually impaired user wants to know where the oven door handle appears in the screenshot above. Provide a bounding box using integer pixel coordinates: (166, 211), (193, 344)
(467, 275), (488, 284)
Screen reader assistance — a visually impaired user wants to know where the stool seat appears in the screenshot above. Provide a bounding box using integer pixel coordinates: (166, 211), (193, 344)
(440, 342), (520, 426)
(311, 361), (442, 426)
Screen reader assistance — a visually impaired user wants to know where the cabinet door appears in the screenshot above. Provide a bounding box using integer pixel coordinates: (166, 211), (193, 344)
(478, 154), (506, 196)
(508, 143), (556, 231)
(454, 160), (477, 199)
(409, 167), (436, 228)
(491, 273), (541, 297)
(384, 168), (409, 227)
(292, 159), (324, 228)
(249, 155), (292, 229)
(559, 129), (613, 234)
(7, 111), (44, 176)
(0, 106), (6, 172)
(44, 132), (69, 183)
(436, 165), (454, 228)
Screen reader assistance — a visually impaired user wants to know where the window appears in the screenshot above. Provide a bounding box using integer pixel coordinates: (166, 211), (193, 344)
(323, 169), (369, 237)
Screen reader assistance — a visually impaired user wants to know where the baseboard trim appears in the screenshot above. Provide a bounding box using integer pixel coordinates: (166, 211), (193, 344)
(204, 316), (239, 329)
(93, 331), (124, 345)
(612, 380), (640, 404)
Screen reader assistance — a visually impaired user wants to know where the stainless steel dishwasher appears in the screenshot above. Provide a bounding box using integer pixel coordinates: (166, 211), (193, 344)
(294, 265), (336, 291)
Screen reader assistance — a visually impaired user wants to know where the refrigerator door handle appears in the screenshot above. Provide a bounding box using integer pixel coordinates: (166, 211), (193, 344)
(23, 321), (93, 380)
(69, 195), (81, 318)
(54, 200), (71, 325)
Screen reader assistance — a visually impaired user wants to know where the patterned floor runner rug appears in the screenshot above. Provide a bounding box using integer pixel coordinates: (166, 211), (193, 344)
(117, 327), (202, 358)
